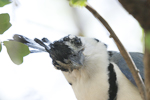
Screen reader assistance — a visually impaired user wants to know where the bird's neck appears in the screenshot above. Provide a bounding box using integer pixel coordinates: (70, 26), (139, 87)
(62, 47), (110, 83)
(62, 50), (110, 100)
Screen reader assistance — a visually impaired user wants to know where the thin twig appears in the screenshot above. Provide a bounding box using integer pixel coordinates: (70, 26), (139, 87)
(85, 3), (146, 100)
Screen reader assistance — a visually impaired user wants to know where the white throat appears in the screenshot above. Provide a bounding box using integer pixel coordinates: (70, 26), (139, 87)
(62, 39), (110, 100)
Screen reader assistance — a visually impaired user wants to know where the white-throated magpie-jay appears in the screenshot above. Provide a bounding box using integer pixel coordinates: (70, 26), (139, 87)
(12, 34), (144, 100)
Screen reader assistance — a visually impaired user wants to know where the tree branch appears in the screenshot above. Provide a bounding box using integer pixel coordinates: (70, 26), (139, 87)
(85, 3), (146, 100)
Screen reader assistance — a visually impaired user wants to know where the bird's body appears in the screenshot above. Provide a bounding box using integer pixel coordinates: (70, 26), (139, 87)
(12, 34), (143, 100)
(62, 37), (142, 100)
(63, 63), (141, 100)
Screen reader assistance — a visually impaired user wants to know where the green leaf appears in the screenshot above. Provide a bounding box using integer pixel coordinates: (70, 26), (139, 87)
(0, 0), (11, 7)
(3, 41), (30, 65)
(0, 13), (12, 34)
(69, 0), (87, 7)
(0, 41), (2, 52)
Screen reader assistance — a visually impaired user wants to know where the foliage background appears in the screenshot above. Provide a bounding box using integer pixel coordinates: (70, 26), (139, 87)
(0, 0), (143, 100)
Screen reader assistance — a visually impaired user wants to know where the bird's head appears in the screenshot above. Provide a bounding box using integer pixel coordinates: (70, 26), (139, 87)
(49, 35), (108, 72)
(12, 34), (108, 73)
(49, 35), (85, 72)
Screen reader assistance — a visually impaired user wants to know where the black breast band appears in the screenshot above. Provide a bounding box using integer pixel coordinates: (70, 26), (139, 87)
(108, 63), (118, 100)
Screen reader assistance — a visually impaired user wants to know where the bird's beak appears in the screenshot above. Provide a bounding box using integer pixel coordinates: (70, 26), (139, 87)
(69, 49), (85, 68)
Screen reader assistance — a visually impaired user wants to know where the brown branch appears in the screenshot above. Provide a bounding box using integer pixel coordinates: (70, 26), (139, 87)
(85, 3), (146, 100)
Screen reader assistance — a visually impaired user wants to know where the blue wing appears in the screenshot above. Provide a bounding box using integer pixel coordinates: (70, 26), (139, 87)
(108, 51), (144, 86)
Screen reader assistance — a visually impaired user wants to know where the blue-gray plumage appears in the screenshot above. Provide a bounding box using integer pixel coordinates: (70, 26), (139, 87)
(109, 51), (144, 86)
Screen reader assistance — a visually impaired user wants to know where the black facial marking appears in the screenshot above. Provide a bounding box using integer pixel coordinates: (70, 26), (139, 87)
(60, 68), (69, 72)
(94, 38), (100, 42)
(52, 60), (58, 66)
(50, 41), (72, 64)
(108, 63), (118, 100)
(49, 35), (83, 72)
(69, 83), (72, 85)
(50, 35), (82, 63)
(49, 38), (72, 72)
(63, 35), (82, 47)
(52, 60), (69, 72)
(72, 36), (82, 47)
(63, 36), (70, 41)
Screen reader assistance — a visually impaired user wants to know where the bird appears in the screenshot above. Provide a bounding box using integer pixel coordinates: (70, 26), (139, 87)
(12, 34), (144, 100)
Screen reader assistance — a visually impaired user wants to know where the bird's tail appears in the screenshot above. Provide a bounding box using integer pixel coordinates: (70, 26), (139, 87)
(12, 34), (51, 53)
